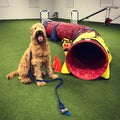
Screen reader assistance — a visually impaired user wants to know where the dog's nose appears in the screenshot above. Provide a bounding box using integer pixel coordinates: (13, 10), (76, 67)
(37, 31), (43, 36)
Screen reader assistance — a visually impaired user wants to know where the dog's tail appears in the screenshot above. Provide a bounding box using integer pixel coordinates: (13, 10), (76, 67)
(6, 70), (19, 80)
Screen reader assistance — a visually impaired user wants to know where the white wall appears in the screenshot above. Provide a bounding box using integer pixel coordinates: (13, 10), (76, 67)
(54, 0), (120, 24)
(0, 0), (54, 20)
(0, 0), (120, 24)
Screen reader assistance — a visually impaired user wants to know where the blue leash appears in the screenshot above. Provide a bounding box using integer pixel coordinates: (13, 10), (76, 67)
(29, 52), (71, 116)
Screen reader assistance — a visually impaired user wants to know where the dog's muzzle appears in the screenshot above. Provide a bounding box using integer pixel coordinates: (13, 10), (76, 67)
(35, 30), (44, 43)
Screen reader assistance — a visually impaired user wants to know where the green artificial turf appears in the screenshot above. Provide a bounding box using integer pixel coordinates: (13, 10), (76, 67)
(0, 19), (120, 120)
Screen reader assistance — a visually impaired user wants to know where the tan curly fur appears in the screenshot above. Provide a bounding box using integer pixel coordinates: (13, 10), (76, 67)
(6, 23), (58, 86)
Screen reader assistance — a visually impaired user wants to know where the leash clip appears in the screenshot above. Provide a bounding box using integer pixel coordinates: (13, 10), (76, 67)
(60, 107), (71, 116)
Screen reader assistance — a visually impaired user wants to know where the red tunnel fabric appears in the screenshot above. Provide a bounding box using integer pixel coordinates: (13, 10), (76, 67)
(45, 21), (87, 41)
(66, 40), (108, 80)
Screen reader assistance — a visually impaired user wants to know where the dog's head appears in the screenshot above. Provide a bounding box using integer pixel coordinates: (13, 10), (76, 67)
(30, 23), (47, 44)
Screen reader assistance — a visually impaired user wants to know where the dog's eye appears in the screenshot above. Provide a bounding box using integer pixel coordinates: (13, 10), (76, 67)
(34, 27), (37, 30)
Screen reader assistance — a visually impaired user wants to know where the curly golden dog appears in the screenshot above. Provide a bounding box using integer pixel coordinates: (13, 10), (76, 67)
(6, 23), (58, 86)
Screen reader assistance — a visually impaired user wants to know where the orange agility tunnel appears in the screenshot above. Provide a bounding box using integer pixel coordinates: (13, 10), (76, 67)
(44, 20), (112, 80)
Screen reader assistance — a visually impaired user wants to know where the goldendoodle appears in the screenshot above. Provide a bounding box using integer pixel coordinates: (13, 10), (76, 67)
(6, 23), (58, 86)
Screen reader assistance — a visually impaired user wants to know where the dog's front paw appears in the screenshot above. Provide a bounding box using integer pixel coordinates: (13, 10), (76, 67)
(37, 81), (46, 86)
(21, 78), (32, 84)
(6, 75), (12, 80)
(49, 73), (59, 80)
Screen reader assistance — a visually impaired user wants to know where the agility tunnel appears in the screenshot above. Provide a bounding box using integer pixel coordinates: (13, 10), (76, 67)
(44, 20), (112, 80)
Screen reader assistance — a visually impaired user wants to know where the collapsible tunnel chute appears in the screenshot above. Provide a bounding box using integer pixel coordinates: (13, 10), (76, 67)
(44, 20), (112, 80)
